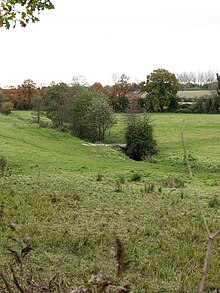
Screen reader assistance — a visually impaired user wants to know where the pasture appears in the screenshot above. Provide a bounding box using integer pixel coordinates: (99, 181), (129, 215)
(0, 112), (219, 292)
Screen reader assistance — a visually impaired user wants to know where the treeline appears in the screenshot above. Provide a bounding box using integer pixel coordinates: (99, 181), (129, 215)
(176, 70), (217, 90)
(1, 69), (220, 120)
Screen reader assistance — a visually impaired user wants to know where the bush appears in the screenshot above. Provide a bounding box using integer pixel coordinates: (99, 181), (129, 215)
(1, 101), (14, 115)
(125, 114), (158, 161)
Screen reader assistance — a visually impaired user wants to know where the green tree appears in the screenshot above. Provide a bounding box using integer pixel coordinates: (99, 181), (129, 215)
(71, 88), (115, 142)
(140, 69), (179, 112)
(125, 114), (158, 161)
(32, 87), (47, 124)
(0, 89), (5, 109)
(0, 0), (54, 29)
(44, 82), (71, 128)
(86, 96), (116, 142)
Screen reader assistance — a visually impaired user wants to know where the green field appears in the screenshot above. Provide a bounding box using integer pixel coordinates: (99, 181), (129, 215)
(0, 112), (219, 292)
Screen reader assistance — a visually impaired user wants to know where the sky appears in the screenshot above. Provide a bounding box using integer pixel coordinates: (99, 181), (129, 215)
(1, 0), (220, 87)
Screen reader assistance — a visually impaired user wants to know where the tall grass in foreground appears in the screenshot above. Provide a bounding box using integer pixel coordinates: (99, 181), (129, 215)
(0, 112), (219, 291)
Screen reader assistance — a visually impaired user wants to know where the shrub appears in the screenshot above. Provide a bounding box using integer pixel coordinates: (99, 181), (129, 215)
(125, 114), (158, 161)
(130, 173), (142, 182)
(1, 101), (14, 115)
(208, 195), (220, 208)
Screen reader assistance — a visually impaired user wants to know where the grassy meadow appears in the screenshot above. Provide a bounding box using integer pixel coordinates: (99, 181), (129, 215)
(0, 111), (219, 292)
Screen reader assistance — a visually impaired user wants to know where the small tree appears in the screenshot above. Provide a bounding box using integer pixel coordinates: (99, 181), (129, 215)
(0, 89), (5, 109)
(125, 114), (158, 161)
(44, 82), (71, 127)
(71, 88), (115, 142)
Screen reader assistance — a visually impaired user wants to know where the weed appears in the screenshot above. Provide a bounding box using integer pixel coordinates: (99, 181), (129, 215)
(96, 173), (103, 182)
(0, 156), (7, 177)
(208, 195), (220, 209)
(119, 175), (126, 184)
(130, 173), (141, 182)
(144, 182), (155, 193)
(161, 175), (185, 188)
(115, 180), (122, 192)
(0, 202), (4, 226)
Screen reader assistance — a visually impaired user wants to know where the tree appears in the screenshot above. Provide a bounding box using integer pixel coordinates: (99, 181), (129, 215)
(0, 89), (5, 109)
(90, 82), (109, 96)
(110, 74), (132, 112)
(0, 0), (54, 29)
(141, 69), (179, 112)
(44, 82), (71, 127)
(86, 96), (116, 142)
(32, 86), (47, 124)
(71, 88), (115, 142)
(125, 114), (158, 161)
(19, 79), (37, 109)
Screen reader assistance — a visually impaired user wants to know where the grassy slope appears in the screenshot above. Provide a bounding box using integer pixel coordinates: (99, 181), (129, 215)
(0, 112), (219, 292)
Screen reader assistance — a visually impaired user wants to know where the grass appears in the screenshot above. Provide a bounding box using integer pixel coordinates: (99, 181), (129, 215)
(0, 111), (219, 292)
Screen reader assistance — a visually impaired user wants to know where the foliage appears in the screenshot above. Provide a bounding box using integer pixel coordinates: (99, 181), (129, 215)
(71, 88), (115, 142)
(130, 172), (142, 182)
(90, 82), (109, 96)
(110, 74), (132, 112)
(3, 79), (37, 110)
(0, 89), (5, 108)
(193, 94), (220, 113)
(19, 79), (37, 109)
(125, 114), (158, 161)
(140, 68), (179, 112)
(1, 101), (14, 115)
(44, 82), (71, 127)
(32, 87), (47, 124)
(0, 0), (54, 29)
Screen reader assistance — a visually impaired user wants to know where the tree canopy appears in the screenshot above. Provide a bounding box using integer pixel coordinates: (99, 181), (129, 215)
(140, 69), (179, 112)
(0, 0), (54, 29)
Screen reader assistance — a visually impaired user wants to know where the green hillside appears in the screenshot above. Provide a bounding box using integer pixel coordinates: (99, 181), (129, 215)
(0, 112), (219, 292)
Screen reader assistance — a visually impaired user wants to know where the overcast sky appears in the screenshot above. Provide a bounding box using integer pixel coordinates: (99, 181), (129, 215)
(1, 0), (220, 87)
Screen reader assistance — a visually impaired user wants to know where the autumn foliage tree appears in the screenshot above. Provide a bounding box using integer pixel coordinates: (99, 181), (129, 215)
(19, 79), (37, 109)
(0, 0), (54, 29)
(3, 79), (36, 109)
(90, 82), (109, 96)
(110, 74), (133, 112)
(140, 69), (179, 112)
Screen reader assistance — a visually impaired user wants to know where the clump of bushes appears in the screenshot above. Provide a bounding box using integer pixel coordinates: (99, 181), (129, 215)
(125, 114), (158, 161)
